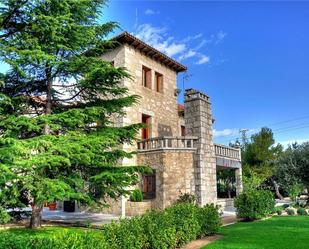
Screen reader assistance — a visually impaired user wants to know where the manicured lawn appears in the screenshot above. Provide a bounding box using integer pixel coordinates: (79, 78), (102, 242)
(0, 225), (100, 238)
(204, 216), (309, 249)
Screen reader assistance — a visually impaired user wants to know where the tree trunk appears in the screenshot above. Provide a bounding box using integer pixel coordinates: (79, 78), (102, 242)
(30, 204), (43, 229)
(272, 179), (284, 200)
(43, 69), (52, 134)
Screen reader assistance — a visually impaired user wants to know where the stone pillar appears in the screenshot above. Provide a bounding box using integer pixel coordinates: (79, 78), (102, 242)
(184, 89), (217, 206)
(235, 167), (243, 195)
(121, 196), (126, 218)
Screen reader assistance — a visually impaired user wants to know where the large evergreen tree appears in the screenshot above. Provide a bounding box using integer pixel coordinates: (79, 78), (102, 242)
(0, 0), (147, 228)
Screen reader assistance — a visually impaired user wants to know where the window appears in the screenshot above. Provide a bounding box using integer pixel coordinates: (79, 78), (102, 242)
(155, 72), (163, 93)
(181, 125), (186, 136)
(142, 173), (156, 199)
(141, 114), (151, 140)
(142, 66), (152, 89)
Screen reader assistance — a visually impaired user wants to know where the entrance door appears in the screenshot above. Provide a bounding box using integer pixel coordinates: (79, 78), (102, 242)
(142, 173), (156, 199)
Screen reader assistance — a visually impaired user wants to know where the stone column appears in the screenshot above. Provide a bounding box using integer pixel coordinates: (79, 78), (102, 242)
(235, 167), (243, 195)
(184, 89), (217, 206)
(121, 195), (126, 218)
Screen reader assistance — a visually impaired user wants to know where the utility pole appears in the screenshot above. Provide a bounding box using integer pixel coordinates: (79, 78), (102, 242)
(239, 129), (249, 146)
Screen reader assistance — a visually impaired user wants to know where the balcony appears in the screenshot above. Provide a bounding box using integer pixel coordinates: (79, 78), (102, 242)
(214, 144), (241, 169)
(137, 137), (241, 169)
(137, 136), (198, 151)
(214, 144), (241, 161)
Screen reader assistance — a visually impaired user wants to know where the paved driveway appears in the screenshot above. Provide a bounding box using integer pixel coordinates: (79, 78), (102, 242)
(42, 208), (123, 226)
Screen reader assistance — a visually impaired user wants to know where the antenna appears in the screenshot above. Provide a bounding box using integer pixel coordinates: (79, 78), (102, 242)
(182, 72), (192, 95)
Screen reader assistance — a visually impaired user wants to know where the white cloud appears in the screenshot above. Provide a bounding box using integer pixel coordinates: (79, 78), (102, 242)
(277, 139), (309, 148)
(178, 50), (197, 61)
(196, 54), (210, 65)
(194, 39), (208, 50)
(135, 24), (186, 57)
(215, 31), (227, 44)
(213, 128), (257, 138)
(180, 33), (203, 43)
(134, 23), (226, 66)
(213, 129), (239, 138)
(145, 9), (158, 15)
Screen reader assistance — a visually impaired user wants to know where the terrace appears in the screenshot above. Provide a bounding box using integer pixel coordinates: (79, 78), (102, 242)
(137, 136), (241, 169)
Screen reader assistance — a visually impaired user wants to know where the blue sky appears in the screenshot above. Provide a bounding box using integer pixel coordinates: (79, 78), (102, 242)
(102, 0), (309, 146)
(0, 1), (308, 146)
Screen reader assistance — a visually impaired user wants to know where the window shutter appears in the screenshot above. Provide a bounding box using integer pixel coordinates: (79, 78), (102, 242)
(146, 70), (151, 88)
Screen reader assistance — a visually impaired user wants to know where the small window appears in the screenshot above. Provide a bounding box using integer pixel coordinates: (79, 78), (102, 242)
(181, 125), (186, 136)
(141, 114), (151, 140)
(155, 72), (163, 93)
(142, 66), (152, 89)
(142, 173), (156, 199)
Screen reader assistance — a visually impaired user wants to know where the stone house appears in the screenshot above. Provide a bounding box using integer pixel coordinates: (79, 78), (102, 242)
(100, 32), (242, 216)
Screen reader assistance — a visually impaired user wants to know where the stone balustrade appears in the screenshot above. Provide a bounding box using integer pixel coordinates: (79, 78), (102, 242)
(214, 144), (241, 161)
(137, 136), (198, 151)
(137, 137), (241, 162)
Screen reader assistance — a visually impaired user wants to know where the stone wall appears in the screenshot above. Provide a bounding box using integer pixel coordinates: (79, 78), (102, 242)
(126, 200), (152, 216)
(217, 198), (234, 212)
(137, 149), (195, 209)
(101, 44), (182, 166)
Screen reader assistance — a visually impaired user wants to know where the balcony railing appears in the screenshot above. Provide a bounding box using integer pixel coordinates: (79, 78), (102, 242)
(214, 144), (241, 161)
(137, 136), (198, 151)
(137, 137), (241, 161)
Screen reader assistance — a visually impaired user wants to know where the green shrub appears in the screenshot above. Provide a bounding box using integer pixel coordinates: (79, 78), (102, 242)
(282, 204), (290, 209)
(234, 189), (275, 220)
(142, 210), (178, 249)
(0, 231), (109, 249)
(166, 203), (200, 247)
(287, 184), (303, 202)
(0, 208), (10, 224)
(0, 203), (221, 249)
(130, 189), (143, 202)
(275, 207), (283, 215)
(287, 208), (295, 216)
(103, 217), (147, 249)
(197, 204), (221, 237)
(297, 208), (307, 216)
(175, 193), (197, 205)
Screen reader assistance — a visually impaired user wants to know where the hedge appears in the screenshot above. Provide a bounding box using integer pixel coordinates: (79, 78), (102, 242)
(234, 189), (275, 220)
(0, 203), (220, 249)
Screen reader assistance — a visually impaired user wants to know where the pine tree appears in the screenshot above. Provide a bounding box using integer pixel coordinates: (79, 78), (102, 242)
(0, 0), (147, 228)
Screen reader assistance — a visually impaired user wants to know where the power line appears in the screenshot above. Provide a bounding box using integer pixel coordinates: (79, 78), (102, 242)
(214, 114), (309, 144)
(273, 122), (309, 132)
(217, 125), (309, 144)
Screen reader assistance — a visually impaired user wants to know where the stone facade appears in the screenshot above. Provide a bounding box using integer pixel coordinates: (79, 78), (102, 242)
(137, 149), (195, 209)
(101, 44), (181, 165)
(96, 33), (242, 216)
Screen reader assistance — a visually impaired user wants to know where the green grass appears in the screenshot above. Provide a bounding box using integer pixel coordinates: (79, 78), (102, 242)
(204, 216), (309, 249)
(0, 226), (100, 238)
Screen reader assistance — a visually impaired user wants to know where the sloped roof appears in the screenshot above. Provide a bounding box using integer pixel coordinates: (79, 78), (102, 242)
(112, 32), (187, 73)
